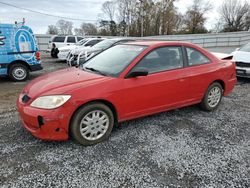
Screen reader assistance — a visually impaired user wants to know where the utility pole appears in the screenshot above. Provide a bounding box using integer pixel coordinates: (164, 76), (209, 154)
(139, 0), (144, 37)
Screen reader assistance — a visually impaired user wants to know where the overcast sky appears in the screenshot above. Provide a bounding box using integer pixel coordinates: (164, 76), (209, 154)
(0, 0), (241, 34)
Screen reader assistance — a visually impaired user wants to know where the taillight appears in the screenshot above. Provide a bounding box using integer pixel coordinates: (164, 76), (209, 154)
(36, 51), (41, 60)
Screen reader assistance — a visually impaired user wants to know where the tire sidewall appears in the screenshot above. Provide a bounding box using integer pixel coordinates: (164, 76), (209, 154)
(9, 63), (29, 82)
(70, 103), (114, 146)
(202, 83), (223, 111)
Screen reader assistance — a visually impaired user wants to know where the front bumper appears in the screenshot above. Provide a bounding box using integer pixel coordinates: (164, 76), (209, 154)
(30, 64), (43, 72)
(17, 97), (70, 141)
(236, 66), (250, 78)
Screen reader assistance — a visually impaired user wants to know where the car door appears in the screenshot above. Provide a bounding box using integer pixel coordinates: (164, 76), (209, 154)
(122, 46), (190, 119)
(66, 36), (76, 46)
(183, 46), (215, 101)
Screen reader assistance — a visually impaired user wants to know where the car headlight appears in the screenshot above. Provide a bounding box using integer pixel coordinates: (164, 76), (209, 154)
(30, 95), (71, 109)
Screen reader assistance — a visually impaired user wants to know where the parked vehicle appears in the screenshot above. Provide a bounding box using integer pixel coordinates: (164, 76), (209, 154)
(17, 41), (236, 145)
(58, 38), (103, 61)
(231, 43), (250, 78)
(212, 52), (232, 59)
(67, 38), (135, 66)
(0, 23), (42, 81)
(48, 35), (84, 58)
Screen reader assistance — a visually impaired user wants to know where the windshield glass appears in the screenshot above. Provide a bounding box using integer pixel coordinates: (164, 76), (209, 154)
(92, 39), (116, 49)
(76, 39), (87, 46)
(239, 43), (250, 52)
(82, 45), (146, 77)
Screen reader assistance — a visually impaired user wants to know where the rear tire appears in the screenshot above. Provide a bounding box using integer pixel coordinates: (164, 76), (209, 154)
(70, 103), (114, 146)
(200, 82), (223, 111)
(8, 63), (29, 82)
(51, 48), (59, 58)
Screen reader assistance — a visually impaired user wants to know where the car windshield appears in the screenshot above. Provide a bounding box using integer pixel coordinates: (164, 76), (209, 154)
(92, 39), (116, 49)
(239, 43), (250, 52)
(76, 39), (87, 46)
(82, 45), (146, 77)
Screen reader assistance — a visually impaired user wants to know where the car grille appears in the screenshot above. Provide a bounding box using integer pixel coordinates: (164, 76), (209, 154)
(22, 94), (31, 103)
(236, 62), (250, 67)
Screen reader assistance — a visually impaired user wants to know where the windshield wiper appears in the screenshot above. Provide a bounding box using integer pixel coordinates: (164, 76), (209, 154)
(84, 67), (107, 76)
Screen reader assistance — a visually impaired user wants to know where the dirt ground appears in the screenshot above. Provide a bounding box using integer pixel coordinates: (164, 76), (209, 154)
(0, 53), (250, 187)
(0, 53), (66, 112)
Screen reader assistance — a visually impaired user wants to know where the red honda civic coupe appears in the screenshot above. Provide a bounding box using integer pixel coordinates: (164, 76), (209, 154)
(17, 41), (236, 145)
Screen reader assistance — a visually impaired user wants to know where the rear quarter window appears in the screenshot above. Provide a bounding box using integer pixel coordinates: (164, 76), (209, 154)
(53, 36), (65, 43)
(186, 47), (210, 66)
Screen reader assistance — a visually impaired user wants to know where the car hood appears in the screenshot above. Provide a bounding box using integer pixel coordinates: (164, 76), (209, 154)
(212, 52), (231, 59)
(23, 67), (111, 98)
(232, 51), (250, 63)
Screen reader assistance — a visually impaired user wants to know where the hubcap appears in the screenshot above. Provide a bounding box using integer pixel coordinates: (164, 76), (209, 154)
(80, 110), (109, 141)
(12, 67), (26, 80)
(207, 87), (221, 108)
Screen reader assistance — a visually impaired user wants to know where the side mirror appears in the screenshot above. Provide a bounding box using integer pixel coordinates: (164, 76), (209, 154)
(126, 68), (148, 79)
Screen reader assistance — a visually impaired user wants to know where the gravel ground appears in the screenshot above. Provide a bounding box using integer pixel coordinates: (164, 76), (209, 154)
(0, 53), (250, 187)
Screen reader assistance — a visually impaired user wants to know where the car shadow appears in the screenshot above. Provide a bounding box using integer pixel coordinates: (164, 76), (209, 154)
(237, 77), (250, 85)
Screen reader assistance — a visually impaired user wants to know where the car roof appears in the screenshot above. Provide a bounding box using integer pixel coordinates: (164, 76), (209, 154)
(125, 40), (194, 46)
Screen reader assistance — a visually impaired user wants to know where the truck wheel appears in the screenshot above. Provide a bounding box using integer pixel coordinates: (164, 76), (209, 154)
(9, 63), (29, 82)
(51, 48), (59, 58)
(200, 82), (223, 111)
(70, 103), (114, 146)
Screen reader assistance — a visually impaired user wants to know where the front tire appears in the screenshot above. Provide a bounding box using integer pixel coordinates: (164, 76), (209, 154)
(200, 82), (223, 111)
(9, 63), (29, 82)
(70, 103), (114, 146)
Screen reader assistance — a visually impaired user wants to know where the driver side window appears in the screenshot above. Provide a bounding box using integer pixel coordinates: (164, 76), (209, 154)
(133, 46), (184, 74)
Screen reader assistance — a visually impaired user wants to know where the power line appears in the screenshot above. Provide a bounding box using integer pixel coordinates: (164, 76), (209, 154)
(0, 1), (98, 22)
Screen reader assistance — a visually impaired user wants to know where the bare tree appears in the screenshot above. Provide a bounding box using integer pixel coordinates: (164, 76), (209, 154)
(182, 0), (212, 34)
(116, 0), (136, 36)
(157, 0), (181, 35)
(80, 23), (98, 35)
(220, 0), (250, 32)
(102, 1), (116, 21)
(46, 25), (58, 35)
(56, 19), (73, 35)
(99, 0), (213, 36)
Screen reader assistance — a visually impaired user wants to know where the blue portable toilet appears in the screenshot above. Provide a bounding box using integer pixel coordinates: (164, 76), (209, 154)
(0, 23), (42, 81)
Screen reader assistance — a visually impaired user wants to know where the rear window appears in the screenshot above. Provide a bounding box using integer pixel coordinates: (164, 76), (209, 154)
(67, 37), (76, 43)
(85, 40), (100, 46)
(53, 36), (65, 43)
(77, 37), (84, 41)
